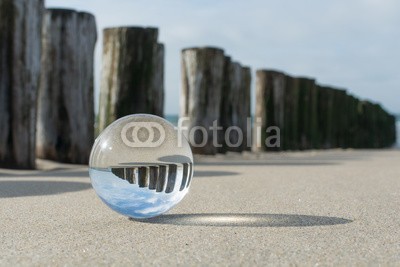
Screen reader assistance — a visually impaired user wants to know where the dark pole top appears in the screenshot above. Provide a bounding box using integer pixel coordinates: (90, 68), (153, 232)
(256, 69), (286, 76)
(103, 26), (158, 32)
(46, 8), (95, 19)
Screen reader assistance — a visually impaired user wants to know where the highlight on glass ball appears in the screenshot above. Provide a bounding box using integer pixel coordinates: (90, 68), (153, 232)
(89, 114), (193, 219)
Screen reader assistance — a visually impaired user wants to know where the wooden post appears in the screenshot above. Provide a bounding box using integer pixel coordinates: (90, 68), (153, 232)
(254, 70), (286, 151)
(98, 27), (164, 132)
(283, 76), (299, 150)
(384, 108), (395, 147)
(355, 101), (369, 148)
(241, 66), (252, 151)
(219, 59), (252, 153)
(36, 9), (97, 164)
(317, 86), (335, 148)
(390, 115), (397, 146)
(367, 102), (378, 148)
(372, 103), (395, 148)
(272, 72), (286, 150)
(375, 104), (385, 147)
(151, 43), (165, 117)
(0, 0), (44, 169)
(296, 77), (317, 150)
(344, 95), (359, 148)
(317, 85), (326, 148)
(333, 89), (347, 148)
(219, 56), (234, 153)
(180, 47), (225, 155)
(309, 80), (319, 149)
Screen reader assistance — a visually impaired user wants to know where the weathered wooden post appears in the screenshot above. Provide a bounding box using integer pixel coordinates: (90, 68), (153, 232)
(286, 76), (300, 150)
(342, 94), (350, 148)
(240, 66), (252, 151)
(219, 56), (235, 153)
(375, 103), (391, 148)
(0, 0), (44, 169)
(344, 95), (359, 148)
(317, 85), (326, 148)
(309, 80), (319, 149)
(253, 70), (286, 151)
(296, 77), (317, 150)
(375, 104), (393, 148)
(317, 86), (336, 148)
(180, 47), (225, 155)
(389, 115), (397, 146)
(219, 58), (251, 153)
(333, 89), (348, 148)
(330, 88), (339, 148)
(372, 104), (381, 147)
(352, 97), (361, 147)
(355, 101), (370, 148)
(272, 72), (286, 151)
(381, 106), (395, 148)
(36, 9), (97, 164)
(367, 102), (378, 148)
(381, 107), (390, 147)
(296, 77), (308, 150)
(98, 27), (164, 132)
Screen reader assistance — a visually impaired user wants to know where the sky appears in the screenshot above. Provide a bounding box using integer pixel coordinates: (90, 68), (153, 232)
(47, 0), (400, 115)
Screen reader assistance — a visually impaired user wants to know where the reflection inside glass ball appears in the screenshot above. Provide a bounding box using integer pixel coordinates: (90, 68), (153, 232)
(89, 114), (193, 219)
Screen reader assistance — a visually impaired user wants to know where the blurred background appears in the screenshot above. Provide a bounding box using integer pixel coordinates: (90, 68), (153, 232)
(47, 0), (400, 119)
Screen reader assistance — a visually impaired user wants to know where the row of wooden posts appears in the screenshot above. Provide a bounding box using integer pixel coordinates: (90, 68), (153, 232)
(254, 71), (397, 152)
(0, 1), (397, 169)
(180, 58), (397, 155)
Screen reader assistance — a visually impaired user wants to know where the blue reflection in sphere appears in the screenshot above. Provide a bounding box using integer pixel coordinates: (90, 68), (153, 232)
(89, 114), (193, 219)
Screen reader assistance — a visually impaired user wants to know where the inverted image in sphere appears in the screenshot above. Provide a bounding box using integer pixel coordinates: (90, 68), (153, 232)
(89, 114), (193, 219)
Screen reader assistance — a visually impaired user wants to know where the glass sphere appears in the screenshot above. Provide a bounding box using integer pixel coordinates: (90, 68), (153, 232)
(89, 114), (193, 219)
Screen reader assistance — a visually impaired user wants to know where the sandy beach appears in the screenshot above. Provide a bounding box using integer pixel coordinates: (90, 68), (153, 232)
(1, 149), (400, 265)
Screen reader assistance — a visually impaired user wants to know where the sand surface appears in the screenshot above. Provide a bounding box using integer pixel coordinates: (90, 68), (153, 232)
(1, 149), (400, 266)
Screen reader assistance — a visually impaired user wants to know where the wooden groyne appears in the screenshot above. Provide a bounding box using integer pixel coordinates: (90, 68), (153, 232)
(98, 27), (164, 132)
(255, 69), (397, 151)
(36, 9), (97, 164)
(0, 0), (44, 169)
(180, 47), (251, 155)
(0, 0), (396, 167)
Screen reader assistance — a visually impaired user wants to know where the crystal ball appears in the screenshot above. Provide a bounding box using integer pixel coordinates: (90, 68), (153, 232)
(89, 114), (193, 219)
